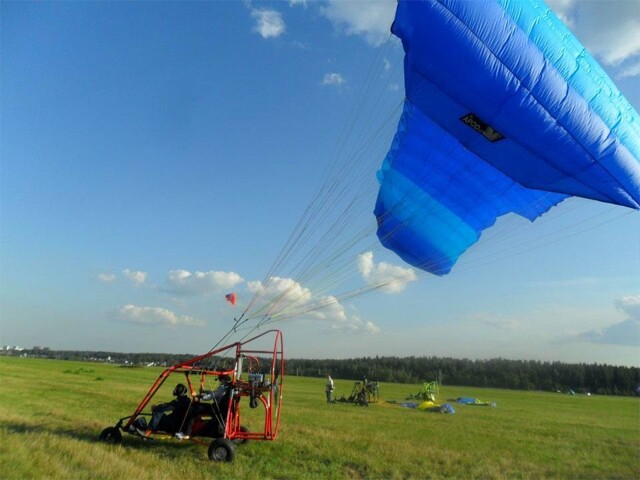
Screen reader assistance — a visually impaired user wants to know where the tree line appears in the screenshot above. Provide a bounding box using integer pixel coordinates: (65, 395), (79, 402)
(4, 348), (638, 396)
(286, 356), (639, 396)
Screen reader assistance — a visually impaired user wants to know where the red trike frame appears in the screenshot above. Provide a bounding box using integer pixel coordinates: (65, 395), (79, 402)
(100, 329), (284, 461)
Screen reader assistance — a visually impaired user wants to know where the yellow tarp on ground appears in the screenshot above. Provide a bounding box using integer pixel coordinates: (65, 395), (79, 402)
(417, 400), (438, 410)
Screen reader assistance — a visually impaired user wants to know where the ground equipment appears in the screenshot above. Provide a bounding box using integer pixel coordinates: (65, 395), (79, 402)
(336, 379), (379, 406)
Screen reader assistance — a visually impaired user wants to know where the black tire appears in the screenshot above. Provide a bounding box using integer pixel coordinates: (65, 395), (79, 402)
(99, 427), (122, 445)
(232, 425), (250, 445)
(208, 438), (235, 462)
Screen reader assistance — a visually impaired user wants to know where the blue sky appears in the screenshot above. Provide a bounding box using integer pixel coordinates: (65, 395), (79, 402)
(2, 0), (639, 366)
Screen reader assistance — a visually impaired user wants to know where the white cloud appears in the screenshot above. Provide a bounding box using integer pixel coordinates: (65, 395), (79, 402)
(547, 0), (640, 74)
(568, 295), (640, 346)
(320, 0), (396, 46)
(289, 0), (307, 8)
(322, 73), (346, 86)
(251, 8), (285, 39)
(123, 269), (147, 286)
(357, 251), (417, 293)
(295, 296), (381, 334)
(616, 60), (640, 80)
(545, 0), (575, 26)
(577, 319), (640, 346)
(97, 273), (115, 283)
(247, 276), (313, 312)
(302, 295), (347, 321)
(332, 314), (381, 334)
(318, 0), (638, 75)
(112, 304), (205, 327)
(162, 269), (244, 296)
(247, 277), (380, 333)
(575, 8), (639, 66)
(615, 295), (640, 319)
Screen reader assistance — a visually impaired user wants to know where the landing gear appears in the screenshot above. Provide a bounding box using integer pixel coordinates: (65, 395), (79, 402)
(208, 438), (235, 462)
(99, 427), (122, 445)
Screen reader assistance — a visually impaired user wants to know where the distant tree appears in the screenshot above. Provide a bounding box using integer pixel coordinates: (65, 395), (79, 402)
(10, 348), (639, 396)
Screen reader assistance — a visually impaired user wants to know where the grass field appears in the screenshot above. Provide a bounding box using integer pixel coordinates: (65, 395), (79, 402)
(1, 356), (638, 479)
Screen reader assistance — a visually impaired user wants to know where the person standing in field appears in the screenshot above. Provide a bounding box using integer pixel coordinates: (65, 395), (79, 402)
(325, 373), (334, 403)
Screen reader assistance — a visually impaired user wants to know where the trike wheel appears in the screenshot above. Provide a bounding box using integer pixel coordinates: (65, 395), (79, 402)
(99, 427), (122, 444)
(232, 425), (250, 445)
(208, 438), (235, 462)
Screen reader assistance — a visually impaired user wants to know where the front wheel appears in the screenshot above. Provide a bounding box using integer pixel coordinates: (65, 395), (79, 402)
(208, 438), (235, 462)
(99, 427), (122, 445)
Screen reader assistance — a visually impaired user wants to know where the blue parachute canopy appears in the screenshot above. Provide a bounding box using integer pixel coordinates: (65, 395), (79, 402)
(375, 0), (640, 275)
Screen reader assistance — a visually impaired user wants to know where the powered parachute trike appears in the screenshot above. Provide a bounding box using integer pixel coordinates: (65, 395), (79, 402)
(99, 329), (284, 463)
(100, 0), (640, 463)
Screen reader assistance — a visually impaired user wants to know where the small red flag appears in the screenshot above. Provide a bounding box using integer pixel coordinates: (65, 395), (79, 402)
(225, 293), (237, 306)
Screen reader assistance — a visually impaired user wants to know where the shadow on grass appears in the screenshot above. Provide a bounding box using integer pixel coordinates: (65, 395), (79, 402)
(2, 420), (203, 458)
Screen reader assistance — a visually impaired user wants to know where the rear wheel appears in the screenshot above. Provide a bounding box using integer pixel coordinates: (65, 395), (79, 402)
(232, 425), (250, 445)
(99, 427), (122, 445)
(208, 438), (235, 462)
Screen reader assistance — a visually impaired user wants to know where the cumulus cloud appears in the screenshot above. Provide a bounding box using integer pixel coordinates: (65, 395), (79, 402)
(357, 251), (417, 293)
(251, 8), (285, 39)
(547, 0), (640, 74)
(572, 295), (640, 346)
(123, 269), (147, 286)
(322, 73), (346, 86)
(320, 0), (396, 46)
(332, 314), (381, 334)
(247, 276), (324, 321)
(248, 277), (380, 333)
(616, 295), (640, 318)
(112, 304), (205, 327)
(162, 269), (244, 296)
(97, 273), (116, 283)
(289, 0), (307, 8)
(304, 295), (347, 321)
(247, 276), (313, 311)
(294, 295), (381, 334)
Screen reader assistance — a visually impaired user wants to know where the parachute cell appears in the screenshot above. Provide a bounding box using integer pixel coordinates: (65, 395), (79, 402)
(375, 0), (640, 275)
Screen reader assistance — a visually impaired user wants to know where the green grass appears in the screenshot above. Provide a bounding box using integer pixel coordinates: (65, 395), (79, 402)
(1, 357), (638, 479)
